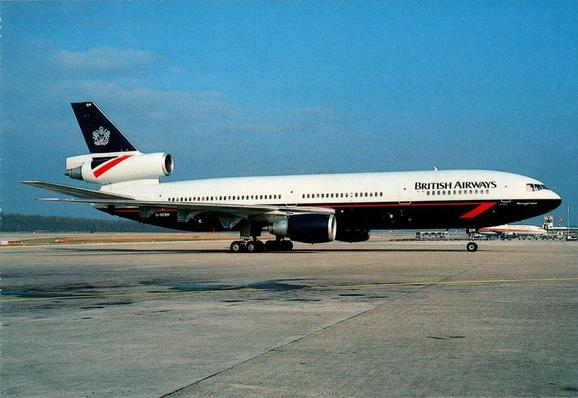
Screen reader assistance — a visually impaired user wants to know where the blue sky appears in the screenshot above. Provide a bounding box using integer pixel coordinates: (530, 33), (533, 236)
(1, 1), (577, 225)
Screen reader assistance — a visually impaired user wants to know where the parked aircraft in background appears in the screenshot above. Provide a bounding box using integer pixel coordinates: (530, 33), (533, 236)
(478, 224), (548, 239)
(23, 102), (561, 252)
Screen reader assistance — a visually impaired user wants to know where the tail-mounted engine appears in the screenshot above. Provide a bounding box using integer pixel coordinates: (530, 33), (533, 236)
(65, 152), (174, 185)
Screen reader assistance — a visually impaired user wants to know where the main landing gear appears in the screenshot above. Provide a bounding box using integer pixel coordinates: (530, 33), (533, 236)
(229, 239), (293, 253)
(466, 228), (479, 252)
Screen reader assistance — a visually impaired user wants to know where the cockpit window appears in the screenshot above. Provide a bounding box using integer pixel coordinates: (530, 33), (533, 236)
(526, 183), (548, 192)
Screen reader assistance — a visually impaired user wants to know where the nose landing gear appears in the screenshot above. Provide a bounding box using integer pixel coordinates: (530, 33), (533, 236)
(466, 241), (478, 252)
(466, 228), (479, 252)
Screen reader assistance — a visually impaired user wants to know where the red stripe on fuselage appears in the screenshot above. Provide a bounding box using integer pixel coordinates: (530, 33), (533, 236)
(93, 155), (132, 178)
(459, 202), (496, 219)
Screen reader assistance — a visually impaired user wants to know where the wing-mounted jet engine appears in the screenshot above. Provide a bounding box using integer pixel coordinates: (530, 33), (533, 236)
(269, 214), (337, 244)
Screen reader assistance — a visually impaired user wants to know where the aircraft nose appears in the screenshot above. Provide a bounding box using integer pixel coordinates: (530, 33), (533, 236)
(548, 190), (562, 210)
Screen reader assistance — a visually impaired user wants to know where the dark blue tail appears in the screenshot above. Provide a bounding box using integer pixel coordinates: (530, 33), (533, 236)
(71, 102), (138, 153)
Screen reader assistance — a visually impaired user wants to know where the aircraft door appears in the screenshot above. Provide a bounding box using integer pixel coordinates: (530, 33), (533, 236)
(398, 186), (411, 204)
(500, 182), (512, 204)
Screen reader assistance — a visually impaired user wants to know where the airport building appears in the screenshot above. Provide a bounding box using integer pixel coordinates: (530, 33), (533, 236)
(543, 215), (578, 240)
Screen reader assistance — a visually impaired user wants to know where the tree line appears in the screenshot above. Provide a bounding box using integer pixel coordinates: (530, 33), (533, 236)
(0, 214), (168, 233)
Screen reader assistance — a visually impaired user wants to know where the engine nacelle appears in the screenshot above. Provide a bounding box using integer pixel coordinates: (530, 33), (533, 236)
(65, 152), (174, 185)
(270, 214), (337, 244)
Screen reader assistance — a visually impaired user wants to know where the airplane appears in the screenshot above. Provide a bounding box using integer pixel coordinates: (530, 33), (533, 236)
(23, 102), (562, 253)
(478, 224), (548, 239)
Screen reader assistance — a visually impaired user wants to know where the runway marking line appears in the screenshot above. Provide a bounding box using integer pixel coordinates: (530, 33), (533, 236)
(2, 276), (578, 303)
(314, 276), (578, 290)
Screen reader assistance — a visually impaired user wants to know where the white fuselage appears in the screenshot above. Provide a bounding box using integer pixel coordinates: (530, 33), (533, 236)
(101, 169), (558, 206)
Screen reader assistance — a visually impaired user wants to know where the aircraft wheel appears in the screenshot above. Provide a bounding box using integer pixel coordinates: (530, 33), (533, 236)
(255, 240), (265, 252)
(265, 240), (278, 251)
(246, 240), (264, 253)
(230, 241), (245, 253)
(466, 242), (478, 252)
(280, 240), (293, 251)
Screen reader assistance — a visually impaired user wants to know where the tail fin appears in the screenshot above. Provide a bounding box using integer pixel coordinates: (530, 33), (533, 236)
(71, 102), (138, 153)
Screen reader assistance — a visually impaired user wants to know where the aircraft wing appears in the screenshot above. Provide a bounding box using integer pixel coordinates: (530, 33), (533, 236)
(22, 181), (334, 223)
(21, 181), (134, 199)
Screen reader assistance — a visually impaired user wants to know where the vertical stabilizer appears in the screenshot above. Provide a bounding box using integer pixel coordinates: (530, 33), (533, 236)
(71, 102), (138, 153)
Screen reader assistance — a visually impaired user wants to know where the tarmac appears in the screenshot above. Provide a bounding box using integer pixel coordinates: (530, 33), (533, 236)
(1, 236), (578, 397)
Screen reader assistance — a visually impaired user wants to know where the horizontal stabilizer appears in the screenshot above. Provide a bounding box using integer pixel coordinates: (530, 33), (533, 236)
(21, 181), (133, 199)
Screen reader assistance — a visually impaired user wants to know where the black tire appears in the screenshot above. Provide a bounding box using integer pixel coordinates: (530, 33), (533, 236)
(466, 242), (478, 252)
(246, 241), (265, 253)
(280, 240), (293, 251)
(265, 240), (278, 251)
(230, 241), (244, 253)
(245, 241), (257, 253)
(255, 240), (265, 252)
